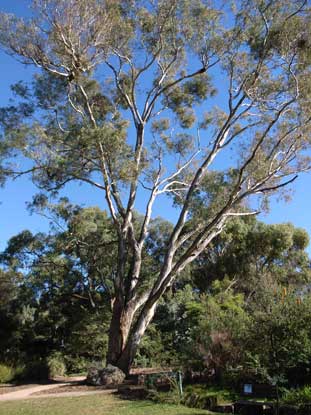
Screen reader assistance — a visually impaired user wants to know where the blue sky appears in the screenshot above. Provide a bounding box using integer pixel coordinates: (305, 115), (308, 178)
(0, 0), (311, 254)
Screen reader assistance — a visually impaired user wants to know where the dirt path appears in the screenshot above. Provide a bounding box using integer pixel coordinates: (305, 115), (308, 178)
(0, 376), (96, 401)
(0, 383), (70, 401)
(0, 386), (116, 402)
(0, 369), (165, 402)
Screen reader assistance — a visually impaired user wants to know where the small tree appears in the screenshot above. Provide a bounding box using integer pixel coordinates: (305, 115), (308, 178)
(0, 0), (311, 373)
(244, 288), (311, 414)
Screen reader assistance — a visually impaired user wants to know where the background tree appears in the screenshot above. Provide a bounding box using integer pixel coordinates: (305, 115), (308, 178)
(0, 0), (311, 373)
(192, 217), (311, 296)
(0, 200), (114, 368)
(243, 288), (311, 390)
(149, 217), (311, 383)
(0, 200), (175, 371)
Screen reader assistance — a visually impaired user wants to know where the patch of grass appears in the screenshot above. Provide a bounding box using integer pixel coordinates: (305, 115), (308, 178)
(0, 393), (215, 415)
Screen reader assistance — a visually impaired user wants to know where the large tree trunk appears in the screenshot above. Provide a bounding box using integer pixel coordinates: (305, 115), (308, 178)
(106, 294), (157, 375)
(106, 295), (137, 373)
(116, 302), (157, 374)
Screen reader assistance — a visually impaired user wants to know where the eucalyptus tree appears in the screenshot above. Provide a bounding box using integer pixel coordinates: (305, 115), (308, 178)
(0, 0), (311, 373)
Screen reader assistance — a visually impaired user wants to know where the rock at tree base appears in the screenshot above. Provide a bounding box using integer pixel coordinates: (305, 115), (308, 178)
(86, 364), (126, 386)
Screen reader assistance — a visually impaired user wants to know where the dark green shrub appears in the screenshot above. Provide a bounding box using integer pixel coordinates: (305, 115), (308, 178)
(182, 384), (238, 410)
(183, 391), (218, 409)
(148, 374), (183, 405)
(11, 364), (26, 381)
(282, 386), (311, 406)
(20, 359), (49, 381)
(64, 355), (88, 375)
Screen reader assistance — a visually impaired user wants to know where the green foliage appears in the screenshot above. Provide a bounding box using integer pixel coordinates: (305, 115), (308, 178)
(177, 279), (250, 381)
(0, 202), (114, 366)
(141, 215), (311, 382)
(63, 356), (88, 375)
(282, 385), (311, 405)
(150, 285), (203, 368)
(10, 363), (26, 381)
(192, 217), (311, 294)
(243, 290), (311, 387)
(21, 359), (49, 381)
(1, 203), (311, 385)
(182, 393), (217, 410)
(182, 385), (238, 409)
(0, 364), (14, 384)
(135, 323), (175, 367)
(47, 352), (66, 378)
(148, 376), (183, 405)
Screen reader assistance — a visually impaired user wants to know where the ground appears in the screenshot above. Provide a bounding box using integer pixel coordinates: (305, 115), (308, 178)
(0, 377), (215, 414)
(0, 393), (215, 415)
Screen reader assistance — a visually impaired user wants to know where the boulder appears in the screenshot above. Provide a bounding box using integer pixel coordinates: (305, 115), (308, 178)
(86, 364), (126, 386)
(86, 366), (102, 386)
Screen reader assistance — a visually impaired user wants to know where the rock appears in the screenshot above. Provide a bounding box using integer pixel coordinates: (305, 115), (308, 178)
(100, 364), (126, 385)
(86, 364), (126, 386)
(86, 366), (102, 386)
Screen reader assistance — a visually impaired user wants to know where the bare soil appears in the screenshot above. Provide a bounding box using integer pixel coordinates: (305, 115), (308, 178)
(31, 383), (113, 396)
(0, 384), (40, 395)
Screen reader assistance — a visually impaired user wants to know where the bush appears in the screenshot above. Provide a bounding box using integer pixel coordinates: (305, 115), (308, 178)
(282, 385), (311, 405)
(47, 352), (66, 378)
(182, 385), (238, 410)
(0, 363), (14, 384)
(11, 364), (26, 381)
(149, 390), (182, 405)
(64, 356), (88, 375)
(182, 391), (218, 410)
(19, 359), (49, 381)
(133, 354), (151, 368)
(148, 375), (183, 405)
